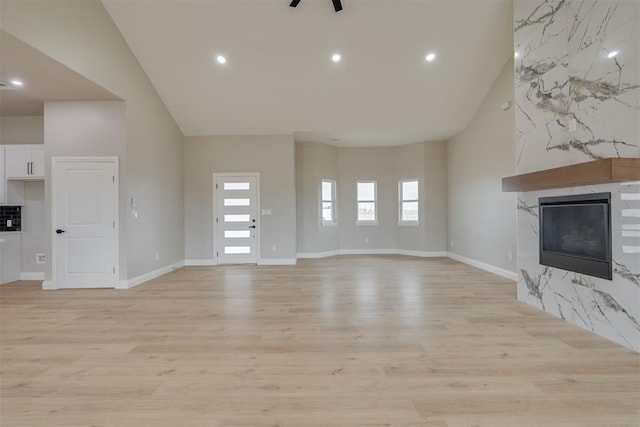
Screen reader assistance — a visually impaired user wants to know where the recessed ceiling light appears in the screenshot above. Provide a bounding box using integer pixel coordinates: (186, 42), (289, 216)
(332, 53), (341, 63)
(10, 79), (24, 87)
(607, 50), (619, 58)
(216, 55), (227, 64)
(425, 53), (436, 62)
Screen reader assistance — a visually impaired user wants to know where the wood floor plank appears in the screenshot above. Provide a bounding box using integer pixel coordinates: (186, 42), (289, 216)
(1, 256), (639, 426)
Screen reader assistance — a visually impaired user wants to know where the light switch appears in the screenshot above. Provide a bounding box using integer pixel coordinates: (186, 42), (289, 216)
(262, 209), (272, 215)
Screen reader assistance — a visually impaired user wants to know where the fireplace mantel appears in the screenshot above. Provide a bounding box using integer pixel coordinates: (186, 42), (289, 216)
(502, 158), (640, 192)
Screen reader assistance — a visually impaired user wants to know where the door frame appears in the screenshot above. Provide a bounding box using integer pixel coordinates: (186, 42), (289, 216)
(48, 157), (119, 290)
(213, 172), (260, 265)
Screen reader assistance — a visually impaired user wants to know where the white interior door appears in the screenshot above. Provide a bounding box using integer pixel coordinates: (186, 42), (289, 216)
(52, 158), (118, 288)
(215, 174), (259, 264)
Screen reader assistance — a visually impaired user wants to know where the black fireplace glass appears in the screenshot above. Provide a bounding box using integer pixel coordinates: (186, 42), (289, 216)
(539, 193), (611, 280)
(542, 204), (607, 261)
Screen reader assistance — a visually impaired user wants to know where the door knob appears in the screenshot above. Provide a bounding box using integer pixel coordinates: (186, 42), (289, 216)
(56, 229), (65, 234)
(248, 225), (256, 229)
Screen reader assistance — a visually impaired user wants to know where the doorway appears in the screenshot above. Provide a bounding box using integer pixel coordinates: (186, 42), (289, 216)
(214, 173), (260, 264)
(51, 157), (118, 288)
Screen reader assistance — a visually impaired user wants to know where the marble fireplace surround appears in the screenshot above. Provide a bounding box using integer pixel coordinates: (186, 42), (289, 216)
(512, 0), (639, 352)
(503, 158), (640, 352)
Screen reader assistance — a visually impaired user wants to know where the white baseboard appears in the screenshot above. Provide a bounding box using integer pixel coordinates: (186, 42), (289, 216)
(186, 258), (297, 266)
(396, 250), (448, 258)
(446, 252), (517, 281)
(338, 249), (397, 255)
(298, 249), (447, 259)
(42, 280), (113, 290)
(42, 280), (56, 290)
(20, 272), (45, 280)
(116, 260), (185, 289)
(258, 258), (297, 265)
(297, 250), (340, 259)
(184, 259), (217, 266)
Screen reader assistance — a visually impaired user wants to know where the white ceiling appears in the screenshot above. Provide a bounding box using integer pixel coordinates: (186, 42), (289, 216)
(103, 0), (513, 147)
(0, 30), (120, 117)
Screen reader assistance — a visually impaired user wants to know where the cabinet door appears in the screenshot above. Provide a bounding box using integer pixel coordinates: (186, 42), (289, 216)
(0, 147), (5, 204)
(30, 147), (45, 178)
(0, 234), (22, 284)
(6, 147), (31, 178)
(0, 238), (3, 283)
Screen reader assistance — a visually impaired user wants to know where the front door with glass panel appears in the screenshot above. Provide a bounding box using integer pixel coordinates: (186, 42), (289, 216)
(215, 174), (259, 264)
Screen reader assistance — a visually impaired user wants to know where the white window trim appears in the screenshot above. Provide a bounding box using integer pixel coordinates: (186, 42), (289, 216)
(356, 180), (378, 225)
(398, 179), (420, 226)
(321, 179), (338, 226)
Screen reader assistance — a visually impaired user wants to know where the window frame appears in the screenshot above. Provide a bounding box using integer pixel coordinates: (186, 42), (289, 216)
(356, 180), (378, 225)
(398, 179), (420, 226)
(321, 179), (337, 226)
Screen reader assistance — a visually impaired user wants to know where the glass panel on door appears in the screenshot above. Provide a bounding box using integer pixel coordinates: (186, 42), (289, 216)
(224, 182), (250, 190)
(225, 230), (251, 239)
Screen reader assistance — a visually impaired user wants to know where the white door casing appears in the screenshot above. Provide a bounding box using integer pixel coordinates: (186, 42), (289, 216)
(214, 173), (259, 264)
(52, 158), (118, 288)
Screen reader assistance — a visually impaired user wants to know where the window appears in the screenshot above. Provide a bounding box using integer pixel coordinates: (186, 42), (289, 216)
(357, 181), (377, 223)
(321, 179), (337, 225)
(399, 180), (419, 224)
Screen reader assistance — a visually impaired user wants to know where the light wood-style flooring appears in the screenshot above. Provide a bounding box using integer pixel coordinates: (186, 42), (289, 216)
(1, 255), (639, 426)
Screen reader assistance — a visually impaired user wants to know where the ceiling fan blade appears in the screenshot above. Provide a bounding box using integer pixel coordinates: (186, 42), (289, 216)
(332, 0), (342, 12)
(289, 0), (301, 7)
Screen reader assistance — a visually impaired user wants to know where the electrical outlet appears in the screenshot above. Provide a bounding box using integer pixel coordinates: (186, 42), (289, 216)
(364, 238), (369, 244)
(272, 245), (277, 252)
(36, 253), (46, 264)
(508, 252), (513, 262)
(155, 253), (160, 261)
(6, 219), (12, 227)
(450, 240), (454, 248)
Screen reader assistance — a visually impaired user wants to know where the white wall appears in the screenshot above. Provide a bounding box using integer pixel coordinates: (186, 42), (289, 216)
(337, 147), (397, 251)
(295, 140), (447, 255)
(45, 101), (128, 279)
(1, 0), (185, 280)
(184, 135), (297, 263)
(394, 141), (447, 253)
(446, 57), (516, 273)
(423, 142), (448, 253)
(394, 142), (426, 252)
(0, 116), (44, 144)
(295, 141), (339, 255)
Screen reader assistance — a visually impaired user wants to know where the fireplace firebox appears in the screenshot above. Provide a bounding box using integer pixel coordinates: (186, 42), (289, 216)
(539, 193), (611, 280)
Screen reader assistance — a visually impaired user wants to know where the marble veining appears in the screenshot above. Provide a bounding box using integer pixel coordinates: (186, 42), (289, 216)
(514, 0), (640, 351)
(546, 135), (637, 159)
(613, 260), (640, 286)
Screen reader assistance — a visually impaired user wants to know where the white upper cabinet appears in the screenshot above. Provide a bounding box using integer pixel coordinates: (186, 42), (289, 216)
(5, 145), (45, 179)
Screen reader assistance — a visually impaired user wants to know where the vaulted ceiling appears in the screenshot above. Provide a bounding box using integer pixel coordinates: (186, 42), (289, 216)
(103, 0), (513, 146)
(0, 30), (119, 117)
